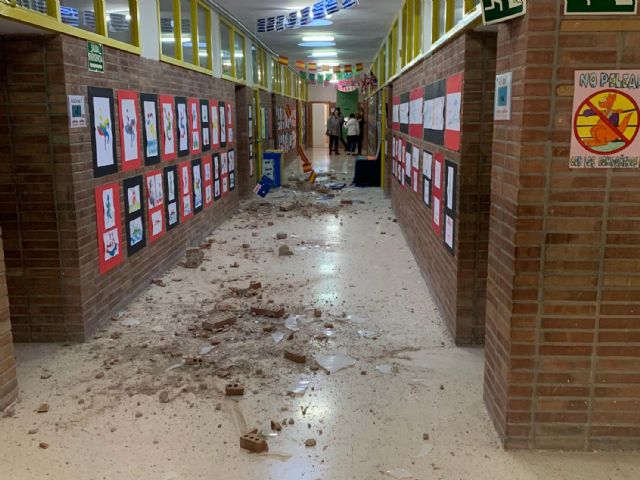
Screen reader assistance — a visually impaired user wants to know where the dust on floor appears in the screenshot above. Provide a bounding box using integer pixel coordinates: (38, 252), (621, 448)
(1, 177), (639, 480)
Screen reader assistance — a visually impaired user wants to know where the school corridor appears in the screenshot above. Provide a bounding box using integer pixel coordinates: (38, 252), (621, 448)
(2, 0), (640, 478)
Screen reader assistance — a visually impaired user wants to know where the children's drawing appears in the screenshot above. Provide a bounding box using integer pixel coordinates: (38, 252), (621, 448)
(178, 102), (188, 153)
(127, 185), (141, 213)
(144, 101), (159, 158)
(103, 188), (115, 229)
(167, 170), (176, 201)
(151, 210), (163, 236)
(129, 217), (143, 245)
(103, 229), (120, 261)
(162, 102), (175, 156)
(93, 96), (114, 167)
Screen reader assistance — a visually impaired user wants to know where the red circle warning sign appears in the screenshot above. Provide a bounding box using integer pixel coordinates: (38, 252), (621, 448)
(573, 88), (640, 156)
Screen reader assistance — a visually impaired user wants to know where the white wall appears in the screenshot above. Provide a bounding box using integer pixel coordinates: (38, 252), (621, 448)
(312, 103), (329, 147)
(139, 0), (160, 60)
(308, 84), (337, 103)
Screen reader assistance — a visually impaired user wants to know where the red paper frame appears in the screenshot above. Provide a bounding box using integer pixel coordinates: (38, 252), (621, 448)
(220, 151), (229, 198)
(117, 90), (142, 171)
(409, 88), (424, 139)
(444, 74), (463, 152)
(159, 95), (177, 161)
(145, 169), (166, 243)
(187, 97), (201, 154)
(95, 183), (124, 274)
(202, 154), (214, 208)
(178, 160), (194, 222)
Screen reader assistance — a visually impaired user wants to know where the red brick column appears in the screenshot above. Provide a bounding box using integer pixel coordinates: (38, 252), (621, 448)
(484, 0), (640, 450)
(0, 227), (18, 411)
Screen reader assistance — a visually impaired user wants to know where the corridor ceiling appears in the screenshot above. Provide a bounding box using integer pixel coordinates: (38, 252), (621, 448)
(214, 0), (402, 67)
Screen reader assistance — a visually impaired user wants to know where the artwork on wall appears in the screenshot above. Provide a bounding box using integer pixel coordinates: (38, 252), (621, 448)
(431, 153), (444, 236)
(219, 101), (227, 147)
(392, 96), (400, 131)
(248, 104), (253, 139)
(141, 93), (160, 165)
(249, 142), (254, 177)
(187, 97), (201, 154)
(202, 155), (214, 208)
(445, 74), (463, 151)
(123, 175), (146, 256)
(117, 90), (142, 171)
(163, 165), (180, 230)
(220, 151), (229, 196)
(409, 88), (424, 139)
(228, 149), (236, 191)
(226, 102), (234, 145)
(178, 161), (193, 222)
(211, 99), (220, 149)
(95, 182), (123, 273)
(201, 99), (211, 152)
(213, 153), (222, 200)
(145, 169), (165, 242)
(192, 159), (203, 214)
(423, 80), (446, 145)
(88, 87), (118, 177)
(404, 141), (413, 187)
(399, 92), (410, 134)
(444, 160), (458, 254)
(411, 144), (420, 194)
(159, 95), (177, 161)
(175, 96), (189, 157)
(423, 150), (433, 207)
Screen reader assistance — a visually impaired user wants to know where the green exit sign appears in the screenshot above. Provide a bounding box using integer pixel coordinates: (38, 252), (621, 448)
(565, 0), (638, 14)
(481, 0), (527, 25)
(87, 41), (104, 73)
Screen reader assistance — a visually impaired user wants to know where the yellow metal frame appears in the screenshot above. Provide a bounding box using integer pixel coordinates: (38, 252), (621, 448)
(219, 17), (246, 81)
(0, 0), (140, 54)
(253, 88), (263, 178)
(157, 0), (212, 74)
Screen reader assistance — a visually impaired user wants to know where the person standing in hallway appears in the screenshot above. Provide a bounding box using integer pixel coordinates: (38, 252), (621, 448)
(327, 109), (342, 155)
(356, 109), (365, 156)
(334, 107), (348, 150)
(345, 113), (360, 156)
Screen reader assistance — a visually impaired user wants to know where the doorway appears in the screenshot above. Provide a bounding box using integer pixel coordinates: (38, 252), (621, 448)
(312, 103), (329, 148)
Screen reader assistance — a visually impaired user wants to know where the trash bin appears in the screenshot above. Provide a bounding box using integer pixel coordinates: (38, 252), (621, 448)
(262, 150), (283, 188)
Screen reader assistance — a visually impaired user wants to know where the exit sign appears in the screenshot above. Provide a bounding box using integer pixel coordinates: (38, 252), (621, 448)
(564, 0), (638, 14)
(481, 0), (527, 25)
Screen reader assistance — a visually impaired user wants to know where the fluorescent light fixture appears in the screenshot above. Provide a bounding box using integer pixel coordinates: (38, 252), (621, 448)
(316, 61), (340, 67)
(309, 50), (338, 58)
(161, 36), (192, 43)
(309, 19), (333, 27)
(298, 41), (336, 47)
(302, 35), (334, 42)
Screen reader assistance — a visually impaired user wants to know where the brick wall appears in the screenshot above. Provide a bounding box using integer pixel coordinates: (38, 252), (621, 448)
(272, 94), (299, 169)
(388, 32), (496, 345)
(0, 35), (82, 342)
(235, 86), (253, 197)
(0, 33), (250, 341)
(484, 0), (640, 450)
(0, 228), (18, 410)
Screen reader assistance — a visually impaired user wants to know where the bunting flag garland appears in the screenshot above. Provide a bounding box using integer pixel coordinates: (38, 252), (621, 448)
(323, 65), (330, 72)
(300, 6), (312, 25)
(356, 63), (364, 72)
(299, 71), (307, 80)
(257, 0), (360, 34)
(312, 1), (326, 19)
(344, 64), (353, 73)
(295, 60), (306, 70)
(325, 0), (339, 14)
(333, 66), (340, 74)
(308, 62), (317, 71)
(278, 55), (289, 66)
(286, 11), (299, 29)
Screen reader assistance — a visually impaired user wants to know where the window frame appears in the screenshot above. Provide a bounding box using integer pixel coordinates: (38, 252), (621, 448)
(220, 17), (246, 82)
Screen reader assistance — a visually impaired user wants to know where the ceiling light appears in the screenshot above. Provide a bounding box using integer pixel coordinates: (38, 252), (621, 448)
(298, 41), (336, 47)
(309, 50), (338, 58)
(308, 19), (333, 27)
(316, 61), (340, 67)
(302, 35), (334, 42)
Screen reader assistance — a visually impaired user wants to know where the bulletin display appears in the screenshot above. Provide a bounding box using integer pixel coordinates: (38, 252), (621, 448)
(89, 86), (239, 274)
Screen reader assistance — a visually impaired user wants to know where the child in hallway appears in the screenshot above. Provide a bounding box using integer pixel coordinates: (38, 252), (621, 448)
(345, 113), (360, 156)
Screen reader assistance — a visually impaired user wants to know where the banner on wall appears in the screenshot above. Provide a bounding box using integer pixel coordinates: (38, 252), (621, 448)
(570, 70), (640, 168)
(117, 90), (142, 171)
(123, 175), (146, 256)
(95, 182), (123, 274)
(89, 87), (118, 177)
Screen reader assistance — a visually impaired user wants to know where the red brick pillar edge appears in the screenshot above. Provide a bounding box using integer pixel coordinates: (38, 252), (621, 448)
(0, 227), (18, 411)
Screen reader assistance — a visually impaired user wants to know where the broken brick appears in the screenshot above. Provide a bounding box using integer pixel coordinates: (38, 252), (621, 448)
(313, 308), (322, 318)
(37, 404), (49, 414)
(249, 281), (262, 290)
(240, 432), (268, 453)
(251, 306), (285, 318)
(152, 279), (166, 287)
(278, 245), (293, 256)
(39, 442), (49, 450)
(304, 438), (317, 447)
(341, 199), (353, 205)
(284, 350), (306, 364)
(184, 357), (203, 366)
(276, 232), (287, 240)
(225, 383), (245, 396)
(202, 315), (237, 331)
(270, 421), (283, 431)
(185, 248), (204, 268)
